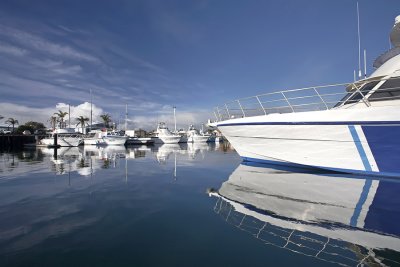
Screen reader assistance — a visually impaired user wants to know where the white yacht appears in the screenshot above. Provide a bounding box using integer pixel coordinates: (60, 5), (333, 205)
(210, 16), (400, 177)
(83, 131), (107, 146)
(153, 122), (181, 144)
(39, 128), (83, 147)
(186, 125), (210, 143)
(209, 163), (400, 266)
(102, 131), (128, 146)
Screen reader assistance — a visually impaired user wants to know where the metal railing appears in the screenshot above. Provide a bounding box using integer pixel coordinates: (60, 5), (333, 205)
(213, 77), (400, 122)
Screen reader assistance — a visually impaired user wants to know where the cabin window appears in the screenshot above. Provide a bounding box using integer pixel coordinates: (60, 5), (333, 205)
(368, 77), (400, 101)
(337, 81), (380, 106)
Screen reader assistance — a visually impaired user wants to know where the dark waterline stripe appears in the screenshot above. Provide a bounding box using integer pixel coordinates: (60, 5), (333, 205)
(217, 121), (400, 127)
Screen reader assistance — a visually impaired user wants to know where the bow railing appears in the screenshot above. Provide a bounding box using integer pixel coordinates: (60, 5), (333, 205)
(213, 76), (400, 122)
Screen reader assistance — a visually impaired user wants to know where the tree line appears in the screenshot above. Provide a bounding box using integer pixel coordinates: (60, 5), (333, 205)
(0, 112), (115, 134)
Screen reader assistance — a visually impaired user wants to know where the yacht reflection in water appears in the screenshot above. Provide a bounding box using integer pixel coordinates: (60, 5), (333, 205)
(209, 163), (400, 266)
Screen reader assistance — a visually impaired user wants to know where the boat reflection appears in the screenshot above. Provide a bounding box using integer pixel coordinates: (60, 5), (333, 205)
(209, 163), (400, 266)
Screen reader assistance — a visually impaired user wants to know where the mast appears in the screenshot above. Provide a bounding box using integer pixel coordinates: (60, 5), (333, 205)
(125, 104), (128, 131)
(90, 89), (93, 132)
(173, 106), (177, 133)
(68, 104), (71, 128)
(357, 2), (362, 78)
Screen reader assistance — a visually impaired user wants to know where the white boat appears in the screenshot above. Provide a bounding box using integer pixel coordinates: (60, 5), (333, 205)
(39, 128), (82, 147)
(153, 122), (181, 144)
(102, 131), (128, 146)
(83, 131), (107, 146)
(186, 125), (210, 143)
(210, 163), (400, 265)
(211, 16), (400, 177)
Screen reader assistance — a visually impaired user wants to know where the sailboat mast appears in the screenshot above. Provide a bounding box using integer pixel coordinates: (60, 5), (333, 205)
(357, 2), (362, 78)
(90, 89), (92, 132)
(125, 104), (128, 131)
(173, 106), (177, 133)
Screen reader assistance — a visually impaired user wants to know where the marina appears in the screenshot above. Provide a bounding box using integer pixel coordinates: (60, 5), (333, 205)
(0, 1), (399, 266)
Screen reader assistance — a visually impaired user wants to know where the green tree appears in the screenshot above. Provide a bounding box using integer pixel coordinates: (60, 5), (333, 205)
(76, 116), (89, 134)
(100, 114), (112, 128)
(16, 121), (46, 134)
(16, 125), (33, 134)
(5, 118), (19, 133)
(54, 110), (68, 128)
(24, 121), (45, 131)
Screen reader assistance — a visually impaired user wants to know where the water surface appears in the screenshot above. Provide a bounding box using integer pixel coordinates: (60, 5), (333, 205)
(0, 143), (399, 266)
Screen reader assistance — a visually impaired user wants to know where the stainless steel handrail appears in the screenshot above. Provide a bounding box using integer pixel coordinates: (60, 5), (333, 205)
(214, 76), (400, 121)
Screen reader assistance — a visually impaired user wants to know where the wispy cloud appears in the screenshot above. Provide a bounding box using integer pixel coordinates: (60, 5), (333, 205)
(0, 24), (100, 63)
(0, 41), (27, 56)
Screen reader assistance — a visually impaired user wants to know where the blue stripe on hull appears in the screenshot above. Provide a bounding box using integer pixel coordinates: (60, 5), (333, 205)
(218, 121), (400, 127)
(348, 125), (372, 172)
(362, 126), (400, 174)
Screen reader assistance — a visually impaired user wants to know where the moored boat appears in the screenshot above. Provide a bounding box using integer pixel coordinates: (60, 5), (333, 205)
(211, 16), (400, 177)
(186, 125), (210, 143)
(153, 122), (181, 144)
(39, 128), (83, 147)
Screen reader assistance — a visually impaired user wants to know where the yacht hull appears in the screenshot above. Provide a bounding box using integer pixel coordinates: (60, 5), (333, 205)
(153, 136), (181, 144)
(103, 136), (127, 146)
(40, 137), (82, 147)
(217, 106), (400, 177)
(83, 138), (107, 146)
(187, 135), (209, 143)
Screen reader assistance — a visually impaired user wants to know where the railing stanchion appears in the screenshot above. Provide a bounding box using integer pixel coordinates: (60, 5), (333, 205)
(256, 96), (267, 115)
(281, 92), (294, 112)
(237, 100), (246, 117)
(313, 88), (329, 110)
(213, 109), (218, 122)
(225, 104), (231, 119)
(216, 107), (222, 121)
(352, 83), (371, 107)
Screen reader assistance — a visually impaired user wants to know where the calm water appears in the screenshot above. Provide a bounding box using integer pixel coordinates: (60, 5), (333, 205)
(0, 143), (399, 267)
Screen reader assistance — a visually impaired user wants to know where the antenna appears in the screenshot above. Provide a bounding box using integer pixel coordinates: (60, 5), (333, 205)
(357, 2), (362, 78)
(354, 70), (356, 82)
(364, 49), (367, 78)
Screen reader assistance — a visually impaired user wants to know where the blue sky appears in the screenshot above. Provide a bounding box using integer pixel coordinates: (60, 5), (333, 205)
(0, 0), (398, 129)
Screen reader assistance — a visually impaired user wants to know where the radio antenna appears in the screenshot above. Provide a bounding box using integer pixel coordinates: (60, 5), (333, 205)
(357, 2), (362, 78)
(364, 49), (367, 78)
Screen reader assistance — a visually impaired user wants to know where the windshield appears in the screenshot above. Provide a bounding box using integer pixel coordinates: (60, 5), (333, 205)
(335, 81), (380, 107)
(368, 77), (400, 101)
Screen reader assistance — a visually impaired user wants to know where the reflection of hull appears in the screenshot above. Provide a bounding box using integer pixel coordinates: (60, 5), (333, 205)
(187, 135), (209, 143)
(83, 138), (107, 145)
(126, 137), (154, 145)
(179, 136), (188, 143)
(40, 136), (82, 147)
(211, 163), (400, 264)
